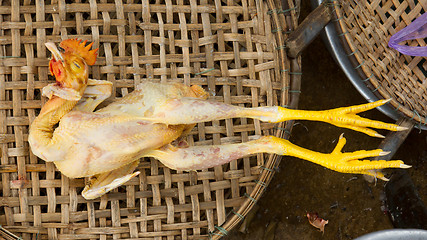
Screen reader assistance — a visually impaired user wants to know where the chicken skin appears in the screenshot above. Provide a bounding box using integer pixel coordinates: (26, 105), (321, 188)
(29, 39), (409, 200)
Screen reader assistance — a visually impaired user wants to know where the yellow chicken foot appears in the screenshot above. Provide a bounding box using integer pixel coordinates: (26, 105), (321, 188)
(147, 135), (410, 179)
(142, 98), (405, 137)
(278, 99), (407, 138)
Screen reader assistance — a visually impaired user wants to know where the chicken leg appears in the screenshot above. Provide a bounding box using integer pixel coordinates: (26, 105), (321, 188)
(138, 97), (404, 138)
(148, 135), (409, 180)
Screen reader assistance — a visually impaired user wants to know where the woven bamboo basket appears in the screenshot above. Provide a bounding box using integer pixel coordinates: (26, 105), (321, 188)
(331, 0), (426, 125)
(0, 0), (301, 239)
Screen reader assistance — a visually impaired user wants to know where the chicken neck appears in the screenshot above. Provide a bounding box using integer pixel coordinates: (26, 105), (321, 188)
(28, 96), (78, 161)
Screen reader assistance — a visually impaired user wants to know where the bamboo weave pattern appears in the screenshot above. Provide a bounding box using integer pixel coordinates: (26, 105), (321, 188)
(0, 0), (300, 239)
(334, 1), (427, 124)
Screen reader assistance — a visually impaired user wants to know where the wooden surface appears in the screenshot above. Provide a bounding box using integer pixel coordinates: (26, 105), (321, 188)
(286, 1), (332, 58)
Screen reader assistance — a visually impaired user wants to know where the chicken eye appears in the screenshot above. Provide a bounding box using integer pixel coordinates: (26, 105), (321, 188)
(71, 60), (82, 72)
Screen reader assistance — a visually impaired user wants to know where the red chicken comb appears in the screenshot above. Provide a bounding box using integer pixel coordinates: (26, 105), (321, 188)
(59, 39), (98, 66)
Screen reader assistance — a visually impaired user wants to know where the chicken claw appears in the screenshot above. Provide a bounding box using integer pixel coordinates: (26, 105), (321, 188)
(278, 99), (407, 138)
(320, 133), (410, 180)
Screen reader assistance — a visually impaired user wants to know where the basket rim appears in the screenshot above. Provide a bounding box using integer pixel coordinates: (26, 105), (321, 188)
(323, 0), (427, 128)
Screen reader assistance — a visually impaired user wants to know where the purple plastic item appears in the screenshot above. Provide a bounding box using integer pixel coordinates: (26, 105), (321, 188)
(388, 12), (427, 57)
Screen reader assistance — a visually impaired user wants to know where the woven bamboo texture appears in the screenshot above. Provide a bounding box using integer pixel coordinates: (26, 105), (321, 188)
(332, 0), (426, 125)
(0, 0), (301, 239)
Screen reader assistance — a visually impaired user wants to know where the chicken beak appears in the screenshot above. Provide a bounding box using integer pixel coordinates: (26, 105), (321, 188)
(45, 42), (64, 62)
